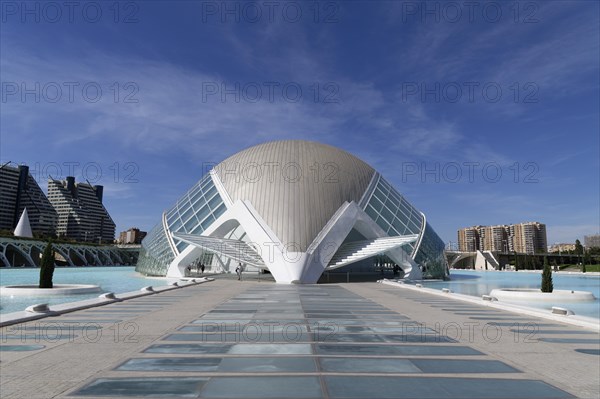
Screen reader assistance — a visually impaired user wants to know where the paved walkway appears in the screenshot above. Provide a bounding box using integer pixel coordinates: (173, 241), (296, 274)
(1, 280), (598, 398)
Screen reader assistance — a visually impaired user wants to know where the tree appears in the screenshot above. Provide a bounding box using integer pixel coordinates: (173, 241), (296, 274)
(575, 239), (584, 255)
(583, 250), (591, 273)
(541, 256), (553, 293)
(39, 241), (56, 289)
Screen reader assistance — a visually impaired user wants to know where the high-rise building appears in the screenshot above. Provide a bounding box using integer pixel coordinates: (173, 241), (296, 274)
(457, 226), (480, 251)
(457, 221), (547, 254)
(584, 234), (600, 248)
(0, 164), (58, 235)
(47, 176), (115, 243)
(510, 222), (547, 254)
(119, 228), (147, 244)
(479, 225), (508, 252)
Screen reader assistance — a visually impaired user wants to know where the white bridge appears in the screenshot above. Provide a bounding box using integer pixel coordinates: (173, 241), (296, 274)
(0, 237), (139, 267)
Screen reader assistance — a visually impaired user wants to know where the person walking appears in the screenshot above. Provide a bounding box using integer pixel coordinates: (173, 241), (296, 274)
(200, 264), (205, 275)
(235, 262), (243, 280)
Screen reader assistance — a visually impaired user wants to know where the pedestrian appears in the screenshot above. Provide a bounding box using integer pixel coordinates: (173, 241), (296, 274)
(186, 265), (191, 277)
(235, 262), (242, 280)
(201, 264), (205, 274)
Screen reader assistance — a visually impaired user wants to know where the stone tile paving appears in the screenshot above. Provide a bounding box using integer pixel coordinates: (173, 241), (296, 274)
(2, 281), (597, 398)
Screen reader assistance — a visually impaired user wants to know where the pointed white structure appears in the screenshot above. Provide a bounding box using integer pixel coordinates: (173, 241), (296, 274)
(14, 208), (34, 238)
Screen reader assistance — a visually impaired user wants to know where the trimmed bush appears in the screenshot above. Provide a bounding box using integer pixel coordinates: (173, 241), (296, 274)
(541, 256), (553, 293)
(39, 242), (56, 289)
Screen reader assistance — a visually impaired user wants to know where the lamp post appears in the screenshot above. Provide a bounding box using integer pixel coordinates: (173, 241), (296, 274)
(470, 236), (476, 269)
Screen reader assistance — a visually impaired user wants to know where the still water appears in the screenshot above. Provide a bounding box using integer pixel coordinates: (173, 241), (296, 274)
(421, 270), (600, 319)
(0, 266), (176, 314)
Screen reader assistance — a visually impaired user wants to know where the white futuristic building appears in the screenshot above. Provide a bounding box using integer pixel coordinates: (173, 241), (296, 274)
(136, 140), (448, 283)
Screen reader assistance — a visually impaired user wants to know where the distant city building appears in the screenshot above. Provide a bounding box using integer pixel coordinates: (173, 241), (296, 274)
(480, 225), (509, 252)
(47, 176), (115, 243)
(548, 243), (576, 253)
(584, 234), (600, 248)
(510, 222), (547, 254)
(0, 164), (58, 235)
(119, 228), (147, 244)
(457, 221), (547, 254)
(457, 226), (480, 252)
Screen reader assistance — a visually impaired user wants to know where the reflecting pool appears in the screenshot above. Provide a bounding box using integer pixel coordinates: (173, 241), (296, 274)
(0, 266), (175, 314)
(421, 270), (600, 319)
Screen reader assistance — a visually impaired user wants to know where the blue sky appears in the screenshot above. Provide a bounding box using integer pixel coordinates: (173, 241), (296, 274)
(1, 0), (599, 245)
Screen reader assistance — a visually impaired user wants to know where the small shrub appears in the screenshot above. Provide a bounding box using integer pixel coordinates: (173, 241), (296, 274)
(541, 256), (553, 293)
(39, 242), (56, 289)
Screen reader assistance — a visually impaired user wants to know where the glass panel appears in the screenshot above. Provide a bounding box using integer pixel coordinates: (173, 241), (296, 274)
(0, 345), (45, 351)
(176, 241), (188, 253)
(201, 176), (213, 189)
(228, 344), (312, 355)
(320, 358), (420, 373)
(373, 187), (387, 201)
(315, 344), (483, 356)
(380, 206), (394, 223)
(384, 196), (399, 210)
(117, 358), (221, 372)
(73, 378), (208, 397)
(411, 359), (519, 374)
(182, 216), (200, 232)
(374, 217), (390, 232)
(201, 377), (322, 399)
(189, 190), (205, 208)
(169, 218), (182, 232)
(212, 203), (226, 219)
(201, 214), (216, 229)
(370, 196), (384, 212)
(144, 344), (233, 354)
(179, 206), (194, 223)
(218, 357), (316, 372)
(189, 223), (205, 235)
(203, 185), (218, 201)
(207, 195), (222, 210)
(365, 205), (378, 220)
(392, 217), (407, 235)
(195, 205), (211, 223)
(324, 377), (571, 399)
(407, 220), (420, 234)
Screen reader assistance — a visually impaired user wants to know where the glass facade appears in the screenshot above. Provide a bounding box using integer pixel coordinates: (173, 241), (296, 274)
(136, 174), (226, 276)
(414, 222), (448, 278)
(136, 221), (174, 276)
(364, 176), (424, 255)
(136, 169), (447, 279)
(363, 176), (448, 278)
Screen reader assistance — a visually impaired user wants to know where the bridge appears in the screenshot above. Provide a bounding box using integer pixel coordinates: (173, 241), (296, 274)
(445, 250), (590, 270)
(0, 237), (139, 267)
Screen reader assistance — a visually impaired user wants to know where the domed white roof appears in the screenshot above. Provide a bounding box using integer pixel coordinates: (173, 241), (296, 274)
(214, 140), (375, 251)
